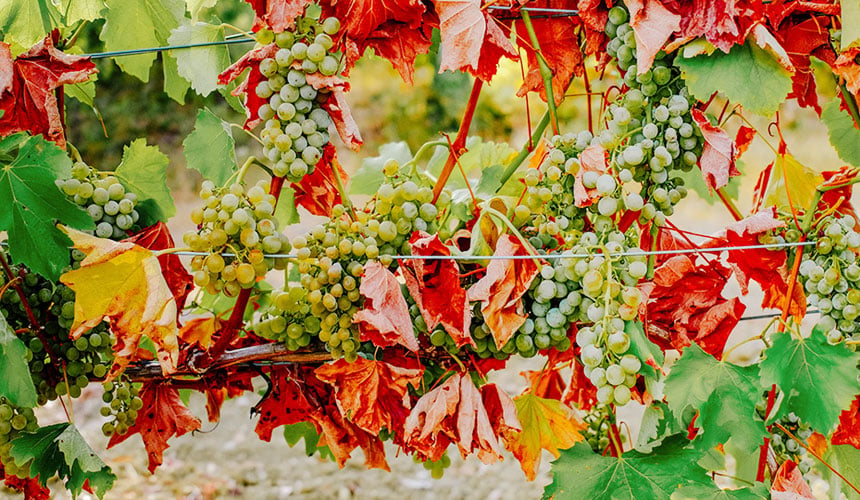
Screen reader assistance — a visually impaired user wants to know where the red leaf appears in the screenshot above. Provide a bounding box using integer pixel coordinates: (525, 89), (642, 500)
(521, 369), (566, 400)
(353, 260), (420, 351)
(217, 44), (278, 130)
(833, 47), (860, 97)
(311, 402), (390, 470)
(563, 359), (598, 411)
(244, 0), (313, 32)
(776, 16), (834, 114)
(832, 395), (860, 449)
(771, 460), (814, 499)
(254, 366), (317, 441)
(713, 208), (787, 293)
(400, 231), (471, 346)
(315, 357), (423, 435)
(573, 144), (608, 207)
(320, 0), (427, 43)
(735, 125), (755, 160)
(668, 0), (745, 53)
(514, 0), (583, 104)
(821, 167), (859, 224)
(466, 235), (540, 349)
(577, 0), (610, 59)
(108, 381), (201, 473)
(360, 19), (435, 85)
(625, 0), (681, 73)
(321, 86), (362, 150)
(0, 37), (97, 147)
(691, 109), (739, 192)
(291, 144), (349, 217)
(481, 383), (522, 437)
(1, 463), (50, 500)
(435, 0), (518, 81)
(125, 222), (193, 313)
(204, 371), (253, 423)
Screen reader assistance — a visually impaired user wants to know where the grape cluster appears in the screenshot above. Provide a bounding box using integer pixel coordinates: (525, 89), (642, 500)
(58, 161), (140, 239)
(256, 16), (343, 182)
(755, 394), (815, 475)
(100, 377), (143, 437)
(583, 407), (619, 453)
(0, 399), (39, 479)
(797, 214), (860, 342)
(254, 285), (321, 352)
(185, 180), (291, 297)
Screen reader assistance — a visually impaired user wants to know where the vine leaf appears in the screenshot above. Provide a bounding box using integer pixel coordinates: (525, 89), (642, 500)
(573, 144), (608, 207)
(218, 43), (277, 129)
(107, 382), (201, 473)
(114, 138), (176, 225)
(167, 22), (231, 97)
(832, 395), (860, 449)
(624, 320), (665, 380)
(177, 314), (221, 350)
(676, 41), (792, 116)
(99, 0), (184, 82)
(0, 0), (61, 49)
(322, 87), (363, 150)
(833, 47), (860, 97)
(400, 232), (471, 346)
(777, 16), (834, 114)
(824, 445), (860, 498)
(353, 260), (419, 352)
(244, 0), (313, 32)
(664, 343), (767, 455)
(691, 109), (739, 192)
(254, 366), (314, 442)
(822, 99), (860, 168)
(291, 144), (349, 217)
(0, 37), (97, 147)
(0, 470), (50, 500)
(504, 392), (585, 481)
(59, 227), (180, 378)
(759, 328), (860, 434)
(10, 423), (116, 498)
(282, 421), (334, 460)
(0, 133), (93, 280)
(756, 150), (822, 216)
(467, 235), (540, 349)
(315, 357), (423, 435)
(770, 460), (814, 499)
(0, 313), (38, 408)
(349, 141), (412, 195)
(182, 107), (237, 187)
(434, 0), (517, 82)
(319, 0), (428, 52)
(625, 0), (681, 74)
(125, 222), (193, 312)
(543, 435), (723, 500)
(357, 20), (435, 85)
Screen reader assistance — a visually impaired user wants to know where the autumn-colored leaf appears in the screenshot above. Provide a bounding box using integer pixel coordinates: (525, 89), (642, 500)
(0, 37), (97, 147)
(521, 369), (566, 400)
(353, 260), (419, 351)
(315, 357), (423, 435)
(502, 392), (585, 481)
(400, 232), (471, 346)
(771, 460), (814, 499)
(833, 47), (860, 97)
(481, 383), (521, 438)
(204, 371), (253, 423)
(244, 0), (312, 32)
(832, 395), (860, 449)
(573, 144), (608, 207)
(735, 125), (756, 160)
(691, 109), (739, 192)
(667, 0), (746, 53)
(776, 16), (834, 113)
(320, 0), (427, 43)
(254, 366), (315, 441)
(321, 87), (362, 150)
(624, 0), (681, 73)
(178, 315), (222, 350)
(311, 402), (390, 470)
(59, 227), (179, 379)
(821, 167), (859, 225)
(466, 235), (540, 349)
(563, 359), (598, 411)
(290, 144), (349, 217)
(108, 382), (201, 473)
(125, 222), (193, 313)
(1, 464), (49, 500)
(435, 0), (518, 81)
(217, 43), (277, 130)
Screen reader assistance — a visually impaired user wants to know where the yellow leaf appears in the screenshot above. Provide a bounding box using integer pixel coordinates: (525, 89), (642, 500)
(502, 393), (585, 481)
(179, 315), (221, 350)
(764, 152), (823, 215)
(59, 227), (179, 378)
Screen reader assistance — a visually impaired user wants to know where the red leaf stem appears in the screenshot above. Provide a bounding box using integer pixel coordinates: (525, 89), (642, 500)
(432, 78), (483, 203)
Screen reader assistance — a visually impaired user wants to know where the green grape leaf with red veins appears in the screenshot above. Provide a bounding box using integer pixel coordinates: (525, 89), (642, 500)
(434, 0), (517, 82)
(543, 435), (726, 500)
(0, 38), (97, 147)
(99, 0), (184, 82)
(466, 234), (540, 349)
(167, 22), (232, 97)
(664, 343), (767, 455)
(832, 395), (860, 449)
(114, 138), (176, 225)
(0, 133), (93, 280)
(822, 99), (860, 168)
(182, 107), (237, 187)
(107, 382), (201, 473)
(624, 0), (681, 74)
(400, 231), (471, 346)
(291, 144), (348, 217)
(676, 42), (792, 116)
(759, 328), (860, 434)
(690, 110), (739, 192)
(353, 260), (419, 352)
(124, 222), (194, 313)
(217, 43), (277, 130)
(514, 0), (583, 104)
(0, 313), (38, 408)
(315, 357), (423, 435)
(244, 0), (313, 32)
(10, 423), (116, 499)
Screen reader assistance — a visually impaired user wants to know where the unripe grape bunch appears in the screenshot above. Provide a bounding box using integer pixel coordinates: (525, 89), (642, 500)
(57, 161), (141, 240)
(185, 180), (291, 297)
(255, 16), (343, 182)
(254, 285), (321, 352)
(100, 377), (143, 438)
(0, 399), (39, 480)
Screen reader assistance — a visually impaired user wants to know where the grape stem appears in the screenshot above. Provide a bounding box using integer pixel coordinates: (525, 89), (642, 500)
(496, 111), (551, 191)
(329, 155), (357, 221)
(432, 78), (483, 203)
(519, 10), (558, 134)
(774, 422), (860, 495)
(152, 247), (192, 257)
(715, 188), (743, 221)
(481, 206), (540, 261)
(838, 82), (860, 130)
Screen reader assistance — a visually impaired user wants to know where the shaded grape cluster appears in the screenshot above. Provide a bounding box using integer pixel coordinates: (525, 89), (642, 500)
(0, 399), (38, 479)
(100, 377), (143, 437)
(58, 162), (140, 239)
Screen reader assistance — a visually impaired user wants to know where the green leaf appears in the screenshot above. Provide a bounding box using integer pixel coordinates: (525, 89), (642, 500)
(843, 1), (860, 49)
(63, 48), (98, 107)
(167, 22), (231, 97)
(186, 0), (217, 21)
(676, 42), (792, 116)
(114, 138), (176, 224)
(10, 423), (115, 498)
(162, 52), (190, 103)
(0, 0), (60, 49)
(60, 0), (106, 25)
(427, 138), (517, 191)
(182, 107), (237, 186)
(636, 402), (682, 453)
(349, 142), (412, 195)
(273, 185), (299, 227)
(544, 435), (723, 499)
(824, 445), (860, 500)
(625, 320), (664, 381)
(759, 329), (860, 434)
(664, 344), (767, 455)
(0, 134), (93, 280)
(672, 483), (769, 500)
(822, 99), (860, 167)
(282, 422), (334, 460)
(0, 314), (37, 407)
(99, 0), (185, 81)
